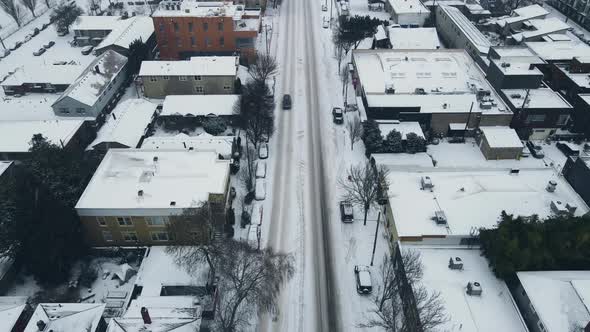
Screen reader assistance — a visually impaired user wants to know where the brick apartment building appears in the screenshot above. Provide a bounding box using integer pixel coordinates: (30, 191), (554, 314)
(152, 1), (261, 62)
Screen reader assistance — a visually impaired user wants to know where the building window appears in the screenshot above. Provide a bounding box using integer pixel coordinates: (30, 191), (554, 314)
(188, 22), (193, 32)
(151, 231), (171, 241)
(203, 22), (208, 31)
(219, 36), (225, 47)
(117, 217), (133, 226)
(96, 217), (107, 227)
(194, 75), (202, 81)
(537, 321), (547, 332)
(146, 216), (169, 226)
(176, 37), (181, 47)
(525, 114), (546, 124)
(179, 76), (187, 81)
(59, 107), (70, 114)
(205, 37), (211, 47)
(122, 231), (138, 242)
(173, 22), (179, 32)
(76, 108), (85, 114)
(102, 231), (113, 242)
(194, 86), (204, 93)
(149, 76), (157, 82)
(161, 39), (168, 48)
(557, 114), (570, 126)
(218, 22), (223, 31)
(163, 76), (169, 80)
(159, 23), (165, 32)
(191, 36), (196, 47)
(223, 85), (231, 91)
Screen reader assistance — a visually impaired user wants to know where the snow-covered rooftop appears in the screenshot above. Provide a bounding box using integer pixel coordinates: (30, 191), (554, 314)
(525, 41), (590, 61)
(490, 46), (539, 58)
(88, 99), (156, 150)
(135, 246), (210, 296)
(438, 5), (491, 54)
(1, 64), (85, 87)
(53, 50), (128, 107)
(0, 161), (12, 177)
(502, 88), (572, 109)
(387, 0), (429, 14)
(24, 303), (106, 332)
(75, 149), (231, 215)
(378, 121), (425, 139)
(141, 133), (233, 158)
(154, 1), (255, 17)
(511, 18), (570, 42)
(161, 95), (239, 117)
(387, 169), (588, 238)
(388, 27), (441, 49)
(72, 15), (123, 31)
(555, 65), (590, 89)
(0, 296), (27, 332)
(403, 246), (528, 332)
(0, 120), (85, 153)
(0, 94), (62, 121)
(96, 16), (155, 51)
(108, 295), (202, 332)
(517, 271), (590, 332)
(495, 4), (549, 27)
(139, 56), (238, 77)
(480, 126), (522, 148)
(491, 57), (544, 76)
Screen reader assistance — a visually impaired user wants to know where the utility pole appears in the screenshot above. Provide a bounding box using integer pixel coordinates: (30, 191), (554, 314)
(462, 101), (474, 141)
(329, 0), (334, 28)
(370, 210), (381, 266)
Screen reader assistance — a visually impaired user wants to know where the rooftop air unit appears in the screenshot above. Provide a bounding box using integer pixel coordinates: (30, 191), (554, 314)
(385, 83), (395, 94)
(546, 180), (557, 192)
(448, 257), (463, 270)
(551, 200), (569, 216)
(434, 210), (447, 225)
(466, 282), (482, 296)
(421, 176), (434, 190)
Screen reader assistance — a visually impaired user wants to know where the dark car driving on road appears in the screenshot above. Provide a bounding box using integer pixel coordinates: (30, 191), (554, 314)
(282, 94), (292, 110)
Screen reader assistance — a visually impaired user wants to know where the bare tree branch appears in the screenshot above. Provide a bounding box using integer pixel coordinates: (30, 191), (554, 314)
(248, 52), (278, 83)
(20, 0), (36, 17)
(339, 162), (389, 225)
(0, 0), (24, 27)
(347, 114), (362, 151)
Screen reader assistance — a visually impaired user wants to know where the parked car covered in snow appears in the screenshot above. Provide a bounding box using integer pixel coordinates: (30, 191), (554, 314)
(354, 265), (372, 294)
(255, 178), (266, 201)
(256, 160), (267, 178)
(258, 143), (269, 159)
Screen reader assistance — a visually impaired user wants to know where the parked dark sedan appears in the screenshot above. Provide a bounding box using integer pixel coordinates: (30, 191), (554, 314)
(282, 94), (292, 110)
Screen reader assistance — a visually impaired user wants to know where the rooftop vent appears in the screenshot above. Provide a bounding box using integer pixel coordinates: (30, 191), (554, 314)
(153, 156), (158, 162)
(170, 201), (176, 206)
(551, 200), (569, 216)
(433, 210), (447, 225)
(385, 83), (395, 94)
(546, 180), (557, 192)
(510, 93), (522, 99)
(466, 281), (482, 296)
(37, 320), (47, 331)
(138, 190), (143, 197)
(501, 62), (511, 68)
(448, 257), (463, 270)
(421, 176), (434, 190)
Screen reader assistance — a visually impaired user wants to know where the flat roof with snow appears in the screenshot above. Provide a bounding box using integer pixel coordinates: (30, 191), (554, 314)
(0, 120), (84, 153)
(387, 0), (429, 14)
(96, 16), (154, 51)
(525, 41), (590, 61)
(480, 126), (522, 148)
(141, 133), (233, 157)
(490, 46), (540, 59)
(53, 50), (128, 108)
(139, 56), (238, 77)
(403, 246), (528, 332)
(491, 57), (544, 76)
(438, 5), (491, 54)
(76, 149), (231, 216)
(388, 27), (441, 49)
(502, 88), (572, 110)
(495, 4), (548, 27)
(1, 65), (84, 87)
(517, 271), (590, 332)
(511, 18), (570, 42)
(88, 99), (156, 150)
(161, 95), (239, 117)
(555, 64), (590, 89)
(72, 15), (123, 31)
(387, 169), (588, 238)
(24, 303), (106, 332)
(0, 297), (27, 332)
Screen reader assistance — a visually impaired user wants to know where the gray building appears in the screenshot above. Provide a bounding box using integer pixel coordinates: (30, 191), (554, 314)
(72, 16), (123, 46)
(139, 56), (239, 99)
(52, 50), (128, 119)
(486, 57), (545, 90)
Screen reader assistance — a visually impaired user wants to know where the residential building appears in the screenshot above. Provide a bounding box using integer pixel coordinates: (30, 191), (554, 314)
(152, 2), (261, 61)
(196, 0), (266, 9)
(52, 50), (129, 119)
(388, 27), (441, 49)
(88, 99), (157, 151)
(385, 168), (587, 244)
(94, 16), (156, 57)
(570, 94), (590, 136)
(494, 4), (549, 34)
(141, 133), (234, 159)
(394, 244), (529, 332)
(0, 296), (28, 332)
(352, 49), (513, 136)
(478, 126), (523, 160)
(75, 149), (231, 246)
(435, 5), (491, 64)
(72, 16), (122, 46)
(563, 154), (590, 206)
(157, 94), (239, 128)
(24, 303), (107, 332)
(139, 56), (239, 98)
(1, 65), (85, 95)
(0, 120), (94, 160)
(514, 271), (590, 332)
(501, 88), (573, 139)
(377, 121), (425, 141)
(384, 0), (430, 27)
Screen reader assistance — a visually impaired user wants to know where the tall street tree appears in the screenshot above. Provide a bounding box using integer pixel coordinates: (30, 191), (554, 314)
(50, 1), (83, 34)
(20, 0), (36, 17)
(0, 0), (24, 27)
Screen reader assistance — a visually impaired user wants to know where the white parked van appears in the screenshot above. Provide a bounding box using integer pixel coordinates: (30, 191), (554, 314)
(255, 178), (266, 201)
(256, 160), (267, 178)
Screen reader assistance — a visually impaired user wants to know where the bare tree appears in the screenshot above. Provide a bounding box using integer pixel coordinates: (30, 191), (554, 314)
(359, 251), (447, 332)
(339, 162), (389, 225)
(334, 43), (346, 71)
(248, 52), (278, 84)
(213, 240), (294, 332)
(42, 0), (50, 8)
(347, 114), (362, 151)
(20, 0), (35, 17)
(86, 0), (100, 15)
(340, 64), (350, 103)
(0, 0), (24, 27)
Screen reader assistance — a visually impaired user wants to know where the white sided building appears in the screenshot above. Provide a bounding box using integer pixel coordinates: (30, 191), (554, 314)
(385, 0), (430, 27)
(436, 5), (491, 62)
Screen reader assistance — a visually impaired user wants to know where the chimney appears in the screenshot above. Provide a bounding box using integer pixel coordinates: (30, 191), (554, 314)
(94, 65), (101, 74)
(140, 307), (152, 324)
(138, 190), (143, 197)
(36, 320), (47, 331)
